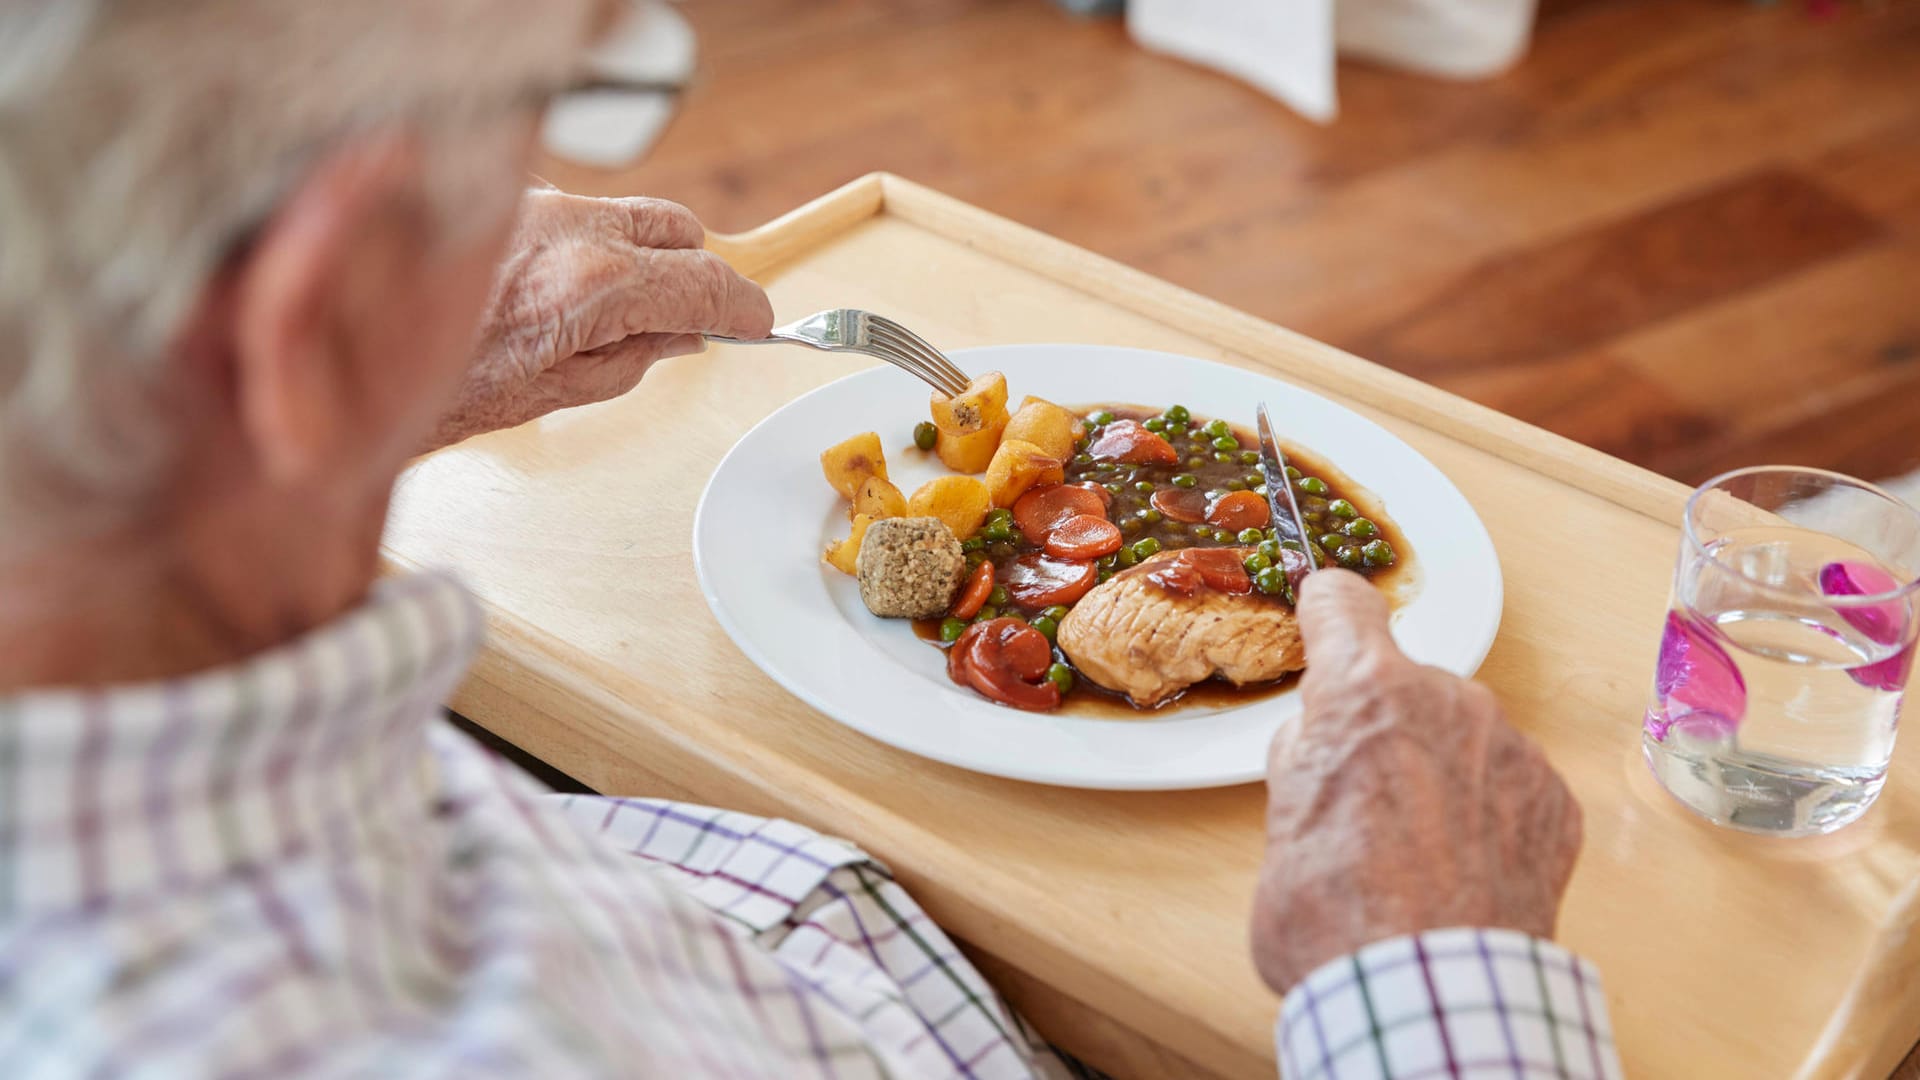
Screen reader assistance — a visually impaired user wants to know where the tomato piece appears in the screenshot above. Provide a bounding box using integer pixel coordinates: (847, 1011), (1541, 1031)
(1012, 484), (1107, 545)
(949, 619), (1062, 712)
(1001, 553), (1099, 609)
(949, 560), (994, 619)
(1150, 487), (1209, 524)
(1086, 420), (1178, 466)
(1044, 514), (1123, 560)
(1206, 490), (1271, 531)
(1145, 548), (1253, 597)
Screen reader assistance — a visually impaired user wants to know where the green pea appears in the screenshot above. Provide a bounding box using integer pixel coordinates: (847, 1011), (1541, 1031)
(961, 536), (985, 552)
(1203, 418), (1231, 439)
(1244, 473), (1265, 487)
(1240, 451), (1261, 466)
(1121, 517), (1143, 534)
(1254, 485), (1269, 498)
(1082, 419), (1096, 434)
(1186, 456), (1207, 469)
(1047, 663), (1075, 695)
(983, 520), (1013, 542)
(1167, 422), (1189, 437)
(1317, 532), (1345, 551)
(965, 551), (987, 571)
(1237, 528), (1265, 544)
(986, 507), (1014, 526)
(1214, 451), (1235, 463)
(1300, 496), (1329, 514)
(1165, 404), (1191, 424)
(1073, 452), (1094, 466)
(1255, 565), (1287, 596)
(1042, 605), (1071, 621)
(1117, 546), (1139, 567)
(1211, 436), (1238, 452)
(1328, 499), (1358, 519)
(974, 605), (1000, 622)
(987, 585), (1009, 608)
(1345, 518), (1379, 539)
(1143, 509), (1164, 524)
(1097, 553), (1117, 570)
(1297, 476), (1329, 496)
(1191, 523), (1214, 538)
(1363, 539), (1395, 566)
(1172, 473), (1198, 489)
(1258, 539), (1283, 561)
(989, 541), (1017, 559)
(1131, 537), (1161, 559)
(1031, 615), (1059, 642)
(1097, 568), (1113, 583)
(1125, 480), (1147, 493)
(1096, 482), (1116, 495)
(1334, 545), (1365, 569)
(1284, 465), (1302, 480)
(1279, 539), (1304, 552)
(1224, 479), (1247, 492)
(914, 421), (938, 451)
(1143, 417), (1167, 433)
(939, 617), (967, 642)
(1244, 552), (1273, 574)
(1091, 410), (1116, 426)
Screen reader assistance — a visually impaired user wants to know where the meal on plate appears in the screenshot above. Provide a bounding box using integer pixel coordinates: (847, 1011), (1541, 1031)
(818, 372), (1402, 713)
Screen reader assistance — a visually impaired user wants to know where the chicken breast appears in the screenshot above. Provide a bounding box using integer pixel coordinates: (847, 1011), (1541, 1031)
(1057, 550), (1305, 706)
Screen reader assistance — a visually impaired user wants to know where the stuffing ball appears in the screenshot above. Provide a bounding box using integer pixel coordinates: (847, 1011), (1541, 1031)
(856, 517), (965, 618)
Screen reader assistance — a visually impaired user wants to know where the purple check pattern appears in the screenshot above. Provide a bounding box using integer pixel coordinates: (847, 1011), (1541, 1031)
(1278, 928), (1623, 1080)
(0, 573), (1079, 1079)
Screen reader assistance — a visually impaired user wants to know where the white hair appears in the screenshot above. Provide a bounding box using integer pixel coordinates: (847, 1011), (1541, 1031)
(0, 0), (596, 545)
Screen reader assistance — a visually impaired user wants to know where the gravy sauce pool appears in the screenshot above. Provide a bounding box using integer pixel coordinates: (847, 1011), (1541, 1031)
(913, 403), (1416, 715)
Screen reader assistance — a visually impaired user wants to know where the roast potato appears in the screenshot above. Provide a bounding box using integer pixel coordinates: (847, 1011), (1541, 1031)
(824, 512), (877, 575)
(820, 432), (888, 499)
(905, 475), (992, 539)
(934, 419), (1007, 474)
(1001, 397), (1080, 462)
(851, 475), (908, 520)
(929, 372), (1009, 436)
(984, 438), (1066, 508)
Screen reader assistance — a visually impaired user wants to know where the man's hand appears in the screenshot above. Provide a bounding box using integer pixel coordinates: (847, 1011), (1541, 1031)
(427, 190), (774, 450)
(1250, 569), (1582, 996)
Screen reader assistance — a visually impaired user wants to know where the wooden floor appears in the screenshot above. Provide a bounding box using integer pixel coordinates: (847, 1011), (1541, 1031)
(545, 0), (1920, 489)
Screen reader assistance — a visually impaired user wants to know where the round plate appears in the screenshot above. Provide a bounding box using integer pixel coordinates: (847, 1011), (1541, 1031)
(693, 345), (1501, 790)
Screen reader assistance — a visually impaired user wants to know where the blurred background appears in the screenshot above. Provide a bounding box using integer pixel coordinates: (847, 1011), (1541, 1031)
(538, 0), (1920, 496)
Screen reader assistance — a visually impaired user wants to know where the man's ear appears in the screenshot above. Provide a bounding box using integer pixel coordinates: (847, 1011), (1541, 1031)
(228, 134), (429, 484)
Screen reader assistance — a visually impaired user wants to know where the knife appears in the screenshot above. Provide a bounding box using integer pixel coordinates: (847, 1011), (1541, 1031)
(1255, 403), (1319, 592)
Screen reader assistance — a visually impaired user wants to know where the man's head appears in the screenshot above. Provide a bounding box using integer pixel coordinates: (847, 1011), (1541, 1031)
(0, 0), (609, 554)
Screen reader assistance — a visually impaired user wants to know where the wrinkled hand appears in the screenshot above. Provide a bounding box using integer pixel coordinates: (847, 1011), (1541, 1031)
(428, 190), (774, 450)
(1250, 569), (1582, 996)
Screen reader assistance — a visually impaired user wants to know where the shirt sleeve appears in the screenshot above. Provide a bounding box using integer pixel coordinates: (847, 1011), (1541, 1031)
(1276, 928), (1623, 1080)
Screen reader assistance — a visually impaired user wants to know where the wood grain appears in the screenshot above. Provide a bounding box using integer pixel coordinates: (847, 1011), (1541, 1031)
(538, 0), (1920, 486)
(383, 176), (1920, 1080)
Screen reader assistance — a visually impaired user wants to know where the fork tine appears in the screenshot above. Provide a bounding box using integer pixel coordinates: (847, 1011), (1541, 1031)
(859, 342), (959, 395)
(868, 322), (968, 395)
(870, 316), (970, 390)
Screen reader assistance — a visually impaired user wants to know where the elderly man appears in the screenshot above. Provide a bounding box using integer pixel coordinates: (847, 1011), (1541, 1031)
(0, 2), (1618, 1078)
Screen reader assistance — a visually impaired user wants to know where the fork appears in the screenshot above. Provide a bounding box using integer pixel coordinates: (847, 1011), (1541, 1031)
(707, 309), (971, 396)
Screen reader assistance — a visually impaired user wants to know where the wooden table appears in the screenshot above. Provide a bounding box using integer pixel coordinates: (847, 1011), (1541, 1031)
(383, 175), (1920, 1079)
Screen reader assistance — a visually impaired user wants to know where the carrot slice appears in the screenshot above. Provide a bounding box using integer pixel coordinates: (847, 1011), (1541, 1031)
(949, 560), (994, 619)
(1206, 490), (1271, 531)
(1150, 487), (1209, 524)
(1072, 481), (1114, 509)
(1086, 420), (1178, 465)
(952, 619), (1061, 712)
(1012, 484), (1107, 545)
(1145, 548), (1253, 596)
(1002, 554), (1098, 609)
(1044, 514), (1123, 560)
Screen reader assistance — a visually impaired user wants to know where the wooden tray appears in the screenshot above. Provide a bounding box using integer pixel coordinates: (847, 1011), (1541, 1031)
(383, 174), (1920, 1080)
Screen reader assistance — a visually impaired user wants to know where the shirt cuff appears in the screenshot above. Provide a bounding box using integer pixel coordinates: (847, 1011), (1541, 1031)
(1276, 928), (1622, 1079)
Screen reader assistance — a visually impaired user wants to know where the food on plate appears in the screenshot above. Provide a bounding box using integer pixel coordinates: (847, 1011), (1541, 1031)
(851, 475), (908, 520)
(1057, 548), (1306, 706)
(820, 432), (888, 498)
(855, 517), (966, 618)
(930, 373), (1010, 473)
(826, 393), (1402, 713)
(984, 438), (1066, 508)
(913, 421), (938, 451)
(906, 475), (992, 539)
(825, 512), (877, 575)
(1000, 397), (1080, 461)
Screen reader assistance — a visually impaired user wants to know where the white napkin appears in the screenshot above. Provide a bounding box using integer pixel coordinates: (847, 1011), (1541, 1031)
(539, 1), (694, 168)
(1127, 0), (1538, 123)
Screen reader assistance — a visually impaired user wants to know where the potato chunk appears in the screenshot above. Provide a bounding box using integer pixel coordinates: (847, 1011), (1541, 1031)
(934, 418), (1007, 474)
(820, 432), (887, 499)
(824, 513), (877, 575)
(929, 372), (1009, 436)
(984, 438), (1066, 508)
(906, 475), (993, 539)
(851, 475), (907, 520)
(1001, 397), (1080, 462)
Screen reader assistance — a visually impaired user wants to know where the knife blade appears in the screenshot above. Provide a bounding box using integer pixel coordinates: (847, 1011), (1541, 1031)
(1256, 403), (1319, 586)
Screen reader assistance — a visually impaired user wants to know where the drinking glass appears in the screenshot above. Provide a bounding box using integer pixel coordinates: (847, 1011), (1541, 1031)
(1643, 467), (1920, 836)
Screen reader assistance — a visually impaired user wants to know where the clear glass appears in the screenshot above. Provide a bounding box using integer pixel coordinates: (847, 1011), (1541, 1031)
(1643, 467), (1920, 836)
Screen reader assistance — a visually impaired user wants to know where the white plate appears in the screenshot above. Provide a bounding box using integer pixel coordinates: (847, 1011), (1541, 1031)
(693, 345), (1502, 790)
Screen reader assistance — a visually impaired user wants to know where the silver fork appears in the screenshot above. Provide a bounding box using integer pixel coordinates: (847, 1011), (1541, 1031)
(708, 309), (971, 396)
